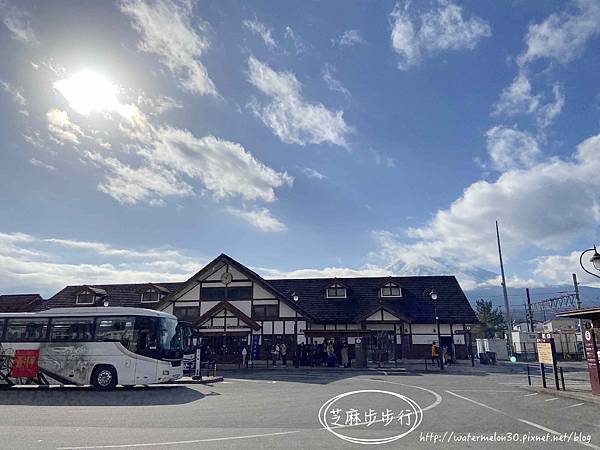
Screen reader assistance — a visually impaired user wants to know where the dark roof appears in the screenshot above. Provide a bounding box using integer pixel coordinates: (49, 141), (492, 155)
(45, 283), (184, 309)
(269, 276), (476, 324)
(40, 255), (476, 324)
(0, 294), (43, 313)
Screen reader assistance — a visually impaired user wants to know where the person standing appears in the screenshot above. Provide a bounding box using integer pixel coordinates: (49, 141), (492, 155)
(431, 341), (439, 367)
(341, 344), (349, 368)
(280, 342), (287, 366)
(241, 347), (248, 368)
(271, 343), (279, 366)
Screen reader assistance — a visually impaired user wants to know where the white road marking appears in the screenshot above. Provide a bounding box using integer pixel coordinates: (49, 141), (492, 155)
(225, 378), (276, 384)
(523, 393), (538, 397)
(565, 402), (585, 409)
(367, 379), (442, 412)
(446, 390), (600, 450)
(57, 430), (302, 449)
(448, 390), (522, 393)
(544, 398), (559, 402)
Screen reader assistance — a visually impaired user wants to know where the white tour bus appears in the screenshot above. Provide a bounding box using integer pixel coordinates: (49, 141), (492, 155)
(0, 307), (185, 389)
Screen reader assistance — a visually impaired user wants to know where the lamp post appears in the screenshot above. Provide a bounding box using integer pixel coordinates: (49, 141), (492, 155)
(429, 289), (444, 371)
(580, 246), (600, 280)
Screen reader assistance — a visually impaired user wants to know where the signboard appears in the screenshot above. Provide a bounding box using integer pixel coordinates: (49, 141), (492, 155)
(10, 349), (39, 378)
(251, 334), (260, 360)
(536, 338), (555, 365)
(583, 326), (600, 395)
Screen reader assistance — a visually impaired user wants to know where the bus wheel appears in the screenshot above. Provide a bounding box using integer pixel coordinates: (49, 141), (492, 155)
(91, 365), (118, 390)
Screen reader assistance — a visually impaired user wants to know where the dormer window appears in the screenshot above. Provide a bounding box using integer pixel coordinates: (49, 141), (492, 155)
(141, 289), (162, 303)
(380, 282), (401, 298)
(76, 291), (95, 305)
(327, 283), (346, 298)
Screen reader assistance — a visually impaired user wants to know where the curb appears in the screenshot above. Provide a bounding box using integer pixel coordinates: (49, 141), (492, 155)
(521, 385), (600, 405)
(170, 376), (224, 385)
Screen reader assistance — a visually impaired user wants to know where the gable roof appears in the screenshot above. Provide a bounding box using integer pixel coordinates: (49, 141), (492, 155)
(45, 282), (184, 309)
(39, 255), (476, 325)
(0, 294), (43, 313)
(157, 253), (315, 320)
(268, 275), (476, 324)
(194, 300), (260, 330)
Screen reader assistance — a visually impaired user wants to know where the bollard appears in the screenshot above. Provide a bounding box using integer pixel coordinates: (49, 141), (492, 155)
(540, 363), (547, 388)
(424, 358), (428, 371)
(560, 366), (566, 391)
(527, 365), (531, 386)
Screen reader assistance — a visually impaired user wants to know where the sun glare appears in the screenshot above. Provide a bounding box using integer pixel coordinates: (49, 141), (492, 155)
(53, 70), (121, 115)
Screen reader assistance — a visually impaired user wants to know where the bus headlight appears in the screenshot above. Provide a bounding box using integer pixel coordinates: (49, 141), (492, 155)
(162, 370), (170, 375)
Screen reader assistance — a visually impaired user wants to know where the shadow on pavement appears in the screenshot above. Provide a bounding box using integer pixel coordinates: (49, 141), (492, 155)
(218, 365), (496, 384)
(0, 385), (214, 406)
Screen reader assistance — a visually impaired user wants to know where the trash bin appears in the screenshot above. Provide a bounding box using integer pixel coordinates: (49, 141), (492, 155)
(486, 351), (497, 365)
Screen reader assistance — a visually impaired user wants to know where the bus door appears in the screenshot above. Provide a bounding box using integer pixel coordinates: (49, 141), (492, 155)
(133, 316), (160, 384)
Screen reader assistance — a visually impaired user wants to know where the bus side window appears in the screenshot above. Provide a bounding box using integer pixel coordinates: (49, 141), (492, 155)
(5, 318), (49, 341)
(50, 318), (94, 341)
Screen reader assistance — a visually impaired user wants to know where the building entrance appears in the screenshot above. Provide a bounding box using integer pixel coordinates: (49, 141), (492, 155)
(201, 333), (249, 364)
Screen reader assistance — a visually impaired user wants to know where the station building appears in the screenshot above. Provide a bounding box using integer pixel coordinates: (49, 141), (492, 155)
(29, 254), (477, 363)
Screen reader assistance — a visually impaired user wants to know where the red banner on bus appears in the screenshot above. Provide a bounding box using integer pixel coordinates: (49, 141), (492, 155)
(10, 349), (39, 378)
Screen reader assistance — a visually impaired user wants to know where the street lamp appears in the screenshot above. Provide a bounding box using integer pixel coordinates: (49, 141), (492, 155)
(579, 246), (600, 279)
(424, 288), (443, 371)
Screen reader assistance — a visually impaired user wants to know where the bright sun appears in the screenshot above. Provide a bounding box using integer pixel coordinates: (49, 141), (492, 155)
(53, 70), (121, 115)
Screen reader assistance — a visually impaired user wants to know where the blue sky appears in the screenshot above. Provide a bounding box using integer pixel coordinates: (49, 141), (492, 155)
(0, 0), (599, 297)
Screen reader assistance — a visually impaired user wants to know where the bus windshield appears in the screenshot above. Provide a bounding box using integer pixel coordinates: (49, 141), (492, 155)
(159, 317), (183, 359)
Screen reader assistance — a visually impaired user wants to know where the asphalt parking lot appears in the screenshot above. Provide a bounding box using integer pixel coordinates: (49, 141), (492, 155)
(1, 364), (599, 449)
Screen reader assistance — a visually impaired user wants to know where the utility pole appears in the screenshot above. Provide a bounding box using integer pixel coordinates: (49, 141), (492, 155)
(522, 298), (530, 332)
(526, 288), (534, 333)
(573, 273), (583, 347)
(496, 221), (513, 355)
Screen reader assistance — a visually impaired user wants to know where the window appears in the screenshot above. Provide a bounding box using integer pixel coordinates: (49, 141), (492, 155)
(5, 318), (49, 341)
(0, 319), (5, 339)
(380, 282), (401, 297)
(95, 316), (136, 348)
(201, 287), (225, 301)
(326, 283), (346, 298)
(49, 318), (94, 341)
(141, 290), (161, 303)
(173, 306), (199, 322)
(76, 291), (95, 305)
(227, 286), (252, 301)
(252, 304), (279, 319)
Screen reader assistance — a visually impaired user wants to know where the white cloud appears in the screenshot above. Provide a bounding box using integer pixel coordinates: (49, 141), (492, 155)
(302, 167), (326, 180)
(0, 231), (203, 295)
(390, 0), (491, 70)
(322, 64), (350, 98)
(258, 265), (389, 280)
(243, 18), (277, 49)
(485, 126), (541, 171)
(146, 126), (294, 203)
(29, 158), (56, 172)
(227, 207), (286, 232)
(0, 80), (27, 115)
(247, 56), (351, 147)
(532, 251), (600, 288)
(0, 1), (37, 44)
(493, 72), (565, 128)
(336, 29), (367, 47)
(46, 109), (83, 144)
(50, 71), (292, 207)
(284, 26), (308, 54)
(518, 0), (600, 66)
(120, 0), (217, 96)
(371, 133), (600, 287)
(85, 151), (194, 205)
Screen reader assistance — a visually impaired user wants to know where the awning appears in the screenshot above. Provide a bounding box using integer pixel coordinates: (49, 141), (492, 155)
(557, 307), (600, 320)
